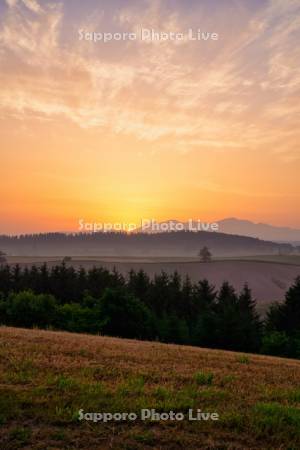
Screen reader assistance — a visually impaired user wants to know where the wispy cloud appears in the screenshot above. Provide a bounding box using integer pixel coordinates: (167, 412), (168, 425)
(0, 0), (299, 159)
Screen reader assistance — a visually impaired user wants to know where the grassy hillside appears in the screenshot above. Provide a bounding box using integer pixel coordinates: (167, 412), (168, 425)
(1, 328), (300, 449)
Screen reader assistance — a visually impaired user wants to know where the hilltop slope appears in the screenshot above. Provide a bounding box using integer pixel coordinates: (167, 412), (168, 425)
(1, 327), (300, 449)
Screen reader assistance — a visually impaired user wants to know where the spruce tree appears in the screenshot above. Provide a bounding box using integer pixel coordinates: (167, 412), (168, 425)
(237, 284), (262, 352)
(192, 279), (217, 347)
(214, 282), (240, 350)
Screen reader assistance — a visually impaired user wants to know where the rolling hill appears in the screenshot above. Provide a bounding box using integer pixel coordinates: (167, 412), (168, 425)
(0, 230), (294, 257)
(1, 327), (300, 449)
(6, 257), (300, 310)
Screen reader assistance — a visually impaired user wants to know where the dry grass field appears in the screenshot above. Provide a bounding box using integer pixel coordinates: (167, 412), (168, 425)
(1, 327), (300, 449)
(6, 255), (300, 265)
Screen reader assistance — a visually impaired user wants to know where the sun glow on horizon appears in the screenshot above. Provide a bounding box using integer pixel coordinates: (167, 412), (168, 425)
(0, 0), (299, 234)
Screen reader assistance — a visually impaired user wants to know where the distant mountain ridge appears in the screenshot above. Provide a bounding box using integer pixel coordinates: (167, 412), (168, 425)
(217, 218), (300, 243)
(138, 218), (300, 243)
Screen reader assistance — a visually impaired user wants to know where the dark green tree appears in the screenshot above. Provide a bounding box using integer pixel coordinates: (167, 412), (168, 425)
(4, 291), (57, 328)
(99, 288), (153, 340)
(236, 284), (262, 352)
(214, 282), (240, 350)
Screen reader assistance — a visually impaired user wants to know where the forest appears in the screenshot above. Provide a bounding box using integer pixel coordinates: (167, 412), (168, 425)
(0, 263), (299, 359)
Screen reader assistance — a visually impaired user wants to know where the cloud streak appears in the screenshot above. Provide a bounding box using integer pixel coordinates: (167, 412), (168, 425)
(0, 0), (299, 158)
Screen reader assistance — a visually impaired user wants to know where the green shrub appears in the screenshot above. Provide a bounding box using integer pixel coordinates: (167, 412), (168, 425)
(236, 355), (250, 364)
(194, 371), (214, 385)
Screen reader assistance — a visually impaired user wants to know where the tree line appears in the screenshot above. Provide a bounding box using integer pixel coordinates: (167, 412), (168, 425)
(0, 263), (299, 358)
(0, 230), (294, 257)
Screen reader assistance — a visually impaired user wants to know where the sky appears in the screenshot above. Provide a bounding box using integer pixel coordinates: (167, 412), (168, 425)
(0, 0), (299, 234)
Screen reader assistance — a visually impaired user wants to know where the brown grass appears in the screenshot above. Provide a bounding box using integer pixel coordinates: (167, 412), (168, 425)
(1, 326), (300, 449)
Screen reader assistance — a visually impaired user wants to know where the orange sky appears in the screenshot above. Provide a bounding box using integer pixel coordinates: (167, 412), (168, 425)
(0, 0), (299, 233)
